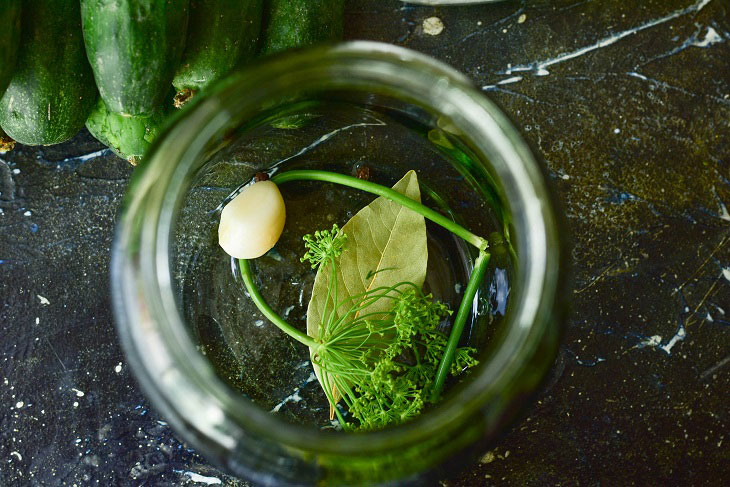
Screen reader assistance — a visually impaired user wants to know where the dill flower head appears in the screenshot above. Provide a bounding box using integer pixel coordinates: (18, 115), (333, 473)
(301, 224), (347, 269)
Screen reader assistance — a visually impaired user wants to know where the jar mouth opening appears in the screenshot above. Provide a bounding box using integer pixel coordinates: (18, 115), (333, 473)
(112, 41), (564, 457)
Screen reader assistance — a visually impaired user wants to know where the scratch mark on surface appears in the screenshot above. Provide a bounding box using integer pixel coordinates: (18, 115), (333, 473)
(565, 348), (606, 366)
(45, 337), (67, 372)
(454, 5), (525, 46)
(492, 0), (714, 81)
(700, 354), (730, 379)
(482, 86), (537, 104)
(673, 235), (728, 295)
(268, 118), (387, 175)
(626, 72), (730, 107)
(684, 269), (726, 329)
(575, 261), (618, 294)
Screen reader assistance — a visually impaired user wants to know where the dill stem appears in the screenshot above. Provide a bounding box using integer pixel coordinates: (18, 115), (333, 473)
(238, 258), (320, 351)
(430, 249), (491, 401)
(271, 170), (489, 251)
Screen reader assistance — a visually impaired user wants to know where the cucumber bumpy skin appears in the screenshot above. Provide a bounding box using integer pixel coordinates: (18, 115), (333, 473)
(86, 92), (173, 165)
(0, 0), (97, 146)
(261, 0), (344, 55)
(0, 0), (21, 99)
(81, 0), (190, 117)
(173, 0), (263, 97)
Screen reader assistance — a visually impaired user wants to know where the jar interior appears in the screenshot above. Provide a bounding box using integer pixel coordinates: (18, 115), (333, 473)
(170, 92), (517, 430)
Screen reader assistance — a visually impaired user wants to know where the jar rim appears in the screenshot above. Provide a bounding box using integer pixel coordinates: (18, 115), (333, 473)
(112, 41), (566, 471)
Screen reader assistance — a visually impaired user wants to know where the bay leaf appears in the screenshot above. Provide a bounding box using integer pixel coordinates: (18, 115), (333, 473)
(306, 170), (428, 416)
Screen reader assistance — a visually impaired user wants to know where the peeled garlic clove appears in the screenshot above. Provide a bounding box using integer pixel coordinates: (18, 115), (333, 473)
(218, 180), (286, 259)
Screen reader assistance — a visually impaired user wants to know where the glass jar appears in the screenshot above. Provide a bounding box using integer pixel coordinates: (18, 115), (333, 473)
(111, 41), (568, 485)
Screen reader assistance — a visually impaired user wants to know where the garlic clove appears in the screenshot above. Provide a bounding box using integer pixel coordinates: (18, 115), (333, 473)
(218, 180), (286, 259)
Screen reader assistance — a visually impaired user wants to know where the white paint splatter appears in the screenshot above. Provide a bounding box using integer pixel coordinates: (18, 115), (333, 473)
(719, 200), (730, 221)
(499, 76), (523, 85)
(660, 324), (686, 355)
(270, 372), (317, 413)
(179, 471), (222, 485)
(37, 295), (50, 305)
(627, 71), (648, 81)
(722, 267), (730, 282)
(72, 388), (85, 397)
(639, 335), (663, 348)
(481, 76), (524, 90)
(61, 149), (111, 164)
(693, 26), (723, 47)
(496, 0), (713, 82)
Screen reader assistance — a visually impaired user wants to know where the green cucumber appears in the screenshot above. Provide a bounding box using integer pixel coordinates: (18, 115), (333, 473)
(261, 0), (344, 55)
(0, 0), (97, 146)
(86, 92), (174, 165)
(0, 0), (21, 99)
(81, 0), (190, 117)
(173, 0), (263, 98)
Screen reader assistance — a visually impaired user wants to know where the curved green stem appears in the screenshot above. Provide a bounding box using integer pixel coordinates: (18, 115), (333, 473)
(238, 258), (320, 351)
(430, 249), (491, 401)
(271, 170), (489, 251)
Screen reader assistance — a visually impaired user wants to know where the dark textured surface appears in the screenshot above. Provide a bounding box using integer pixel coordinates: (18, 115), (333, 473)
(1, 0), (729, 485)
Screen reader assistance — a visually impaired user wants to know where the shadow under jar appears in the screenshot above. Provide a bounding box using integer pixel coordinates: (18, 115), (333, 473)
(111, 41), (568, 486)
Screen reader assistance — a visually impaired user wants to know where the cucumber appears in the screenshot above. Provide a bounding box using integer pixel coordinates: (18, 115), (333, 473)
(81, 0), (190, 117)
(173, 0), (263, 97)
(261, 0), (344, 55)
(0, 0), (21, 99)
(0, 0), (97, 146)
(86, 92), (174, 165)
